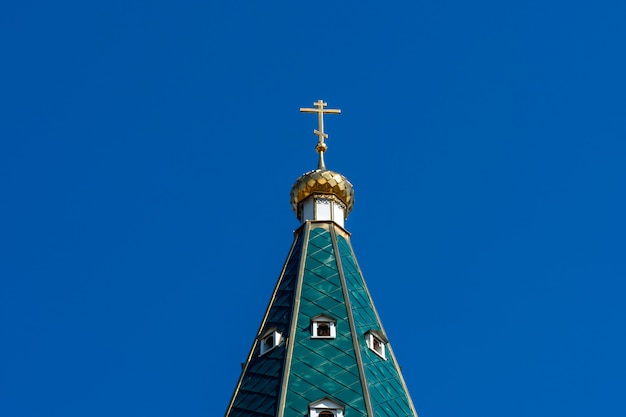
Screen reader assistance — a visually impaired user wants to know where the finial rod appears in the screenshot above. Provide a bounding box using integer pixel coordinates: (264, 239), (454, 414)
(300, 99), (341, 170)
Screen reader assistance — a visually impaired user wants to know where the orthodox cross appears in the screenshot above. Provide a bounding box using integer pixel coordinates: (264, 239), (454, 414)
(300, 100), (341, 169)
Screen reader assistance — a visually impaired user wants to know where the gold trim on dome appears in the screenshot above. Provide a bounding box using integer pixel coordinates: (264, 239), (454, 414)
(290, 169), (355, 215)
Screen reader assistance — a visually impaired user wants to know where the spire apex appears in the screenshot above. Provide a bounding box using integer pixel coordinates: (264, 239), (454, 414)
(300, 99), (341, 169)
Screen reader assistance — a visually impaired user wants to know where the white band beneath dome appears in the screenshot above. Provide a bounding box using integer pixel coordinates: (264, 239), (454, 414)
(299, 195), (347, 227)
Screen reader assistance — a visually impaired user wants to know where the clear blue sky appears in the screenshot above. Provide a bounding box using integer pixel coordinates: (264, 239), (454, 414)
(2, 1), (625, 416)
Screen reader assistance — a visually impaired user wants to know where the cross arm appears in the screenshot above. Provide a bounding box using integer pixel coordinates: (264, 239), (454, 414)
(300, 108), (342, 114)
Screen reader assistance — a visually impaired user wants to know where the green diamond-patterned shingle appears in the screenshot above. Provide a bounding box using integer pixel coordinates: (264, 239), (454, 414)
(284, 227), (368, 417)
(226, 223), (418, 417)
(228, 233), (304, 417)
(338, 234), (417, 417)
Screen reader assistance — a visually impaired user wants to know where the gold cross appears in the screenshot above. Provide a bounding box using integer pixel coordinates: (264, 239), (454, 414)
(300, 100), (341, 169)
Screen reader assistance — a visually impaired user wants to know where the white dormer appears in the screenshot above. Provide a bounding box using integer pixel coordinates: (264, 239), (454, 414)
(365, 330), (388, 360)
(259, 328), (283, 356)
(311, 314), (337, 339)
(309, 397), (345, 417)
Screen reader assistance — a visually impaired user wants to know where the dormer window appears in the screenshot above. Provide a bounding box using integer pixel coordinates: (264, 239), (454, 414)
(309, 397), (345, 417)
(259, 328), (283, 356)
(365, 330), (387, 360)
(317, 322), (331, 337)
(311, 315), (337, 339)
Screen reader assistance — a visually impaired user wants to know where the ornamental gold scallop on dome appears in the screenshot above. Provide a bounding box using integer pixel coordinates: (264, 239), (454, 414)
(290, 169), (354, 214)
(290, 100), (355, 217)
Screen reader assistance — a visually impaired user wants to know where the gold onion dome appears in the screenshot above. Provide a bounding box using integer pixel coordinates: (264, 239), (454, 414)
(292, 99), (353, 219)
(290, 169), (355, 215)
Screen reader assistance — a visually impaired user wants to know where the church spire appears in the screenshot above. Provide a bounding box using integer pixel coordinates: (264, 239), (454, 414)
(225, 100), (419, 417)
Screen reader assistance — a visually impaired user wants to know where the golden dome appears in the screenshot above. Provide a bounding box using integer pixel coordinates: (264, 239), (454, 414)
(290, 169), (355, 215)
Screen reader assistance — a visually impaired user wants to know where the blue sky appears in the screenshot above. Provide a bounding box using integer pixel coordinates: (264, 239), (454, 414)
(2, 1), (625, 416)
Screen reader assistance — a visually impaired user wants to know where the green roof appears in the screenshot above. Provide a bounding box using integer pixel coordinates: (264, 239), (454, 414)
(225, 222), (418, 417)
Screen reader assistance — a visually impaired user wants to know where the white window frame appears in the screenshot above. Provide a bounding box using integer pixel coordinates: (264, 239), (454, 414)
(311, 314), (337, 339)
(309, 398), (345, 417)
(365, 330), (387, 360)
(259, 328), (283, 356)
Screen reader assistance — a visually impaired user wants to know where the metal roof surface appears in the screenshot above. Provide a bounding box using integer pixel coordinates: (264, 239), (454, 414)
(225, 223), (418, 417)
